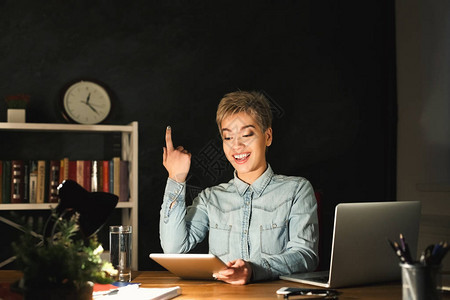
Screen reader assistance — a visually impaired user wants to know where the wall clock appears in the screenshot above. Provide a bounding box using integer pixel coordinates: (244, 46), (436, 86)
(61, 80), (112, 124)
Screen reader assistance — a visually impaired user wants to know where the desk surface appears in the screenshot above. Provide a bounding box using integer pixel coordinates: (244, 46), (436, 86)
(0, 270), (449, 299)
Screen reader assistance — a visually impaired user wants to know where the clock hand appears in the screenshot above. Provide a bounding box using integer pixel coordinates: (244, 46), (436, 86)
(80, 100), (102, 107)
(86, 93), (91, 104)
(87, 103), (99, 114)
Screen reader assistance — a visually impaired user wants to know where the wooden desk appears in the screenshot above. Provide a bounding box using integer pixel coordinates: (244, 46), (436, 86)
(1, 270), (449, 299)
(135, 271), (402, 299)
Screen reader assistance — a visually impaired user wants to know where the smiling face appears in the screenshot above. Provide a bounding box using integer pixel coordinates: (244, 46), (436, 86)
(221, 112), (272, 184)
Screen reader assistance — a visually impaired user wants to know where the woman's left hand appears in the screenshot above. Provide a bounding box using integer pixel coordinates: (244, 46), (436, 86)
(213, 259), (252, 285)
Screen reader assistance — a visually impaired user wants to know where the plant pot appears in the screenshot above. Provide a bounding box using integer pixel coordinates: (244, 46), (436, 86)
(13, 281), (94, 300)
(7, 109), (26, 123)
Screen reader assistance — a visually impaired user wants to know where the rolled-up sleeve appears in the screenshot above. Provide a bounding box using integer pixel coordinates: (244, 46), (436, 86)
(159, 178), (209, 253)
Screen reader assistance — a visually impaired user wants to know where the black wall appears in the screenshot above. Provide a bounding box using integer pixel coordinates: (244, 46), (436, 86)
(0, 1), (397, 270)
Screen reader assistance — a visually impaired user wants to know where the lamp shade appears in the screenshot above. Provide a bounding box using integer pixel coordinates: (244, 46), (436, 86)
(56, 179), (118, 238)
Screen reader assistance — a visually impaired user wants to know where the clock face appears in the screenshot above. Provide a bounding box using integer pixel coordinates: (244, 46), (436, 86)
(62, 81), (111, 124)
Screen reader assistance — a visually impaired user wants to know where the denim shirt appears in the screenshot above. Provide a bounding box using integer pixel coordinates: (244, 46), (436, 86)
(159, 164), (319, 282)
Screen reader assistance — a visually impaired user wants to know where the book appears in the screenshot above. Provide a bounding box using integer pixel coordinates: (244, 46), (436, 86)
(59, 159), (64, 184)
(113, 157), (120, 197)
(0, 161), (3, 203)
(48, 160), (60, 203)
(91, 160), (98, 192)
(119, 160), (129, 202)
(0, 158), (130, 203)
(28, 160), (38, 203)
(44, 161), (50, 202)
(59, 157), (69, 183)
(83, 160), (92, 192)
(102, 160), (110, 193)
(36, 160), (46, 204)
(93, 283), (120, 297)
(109, 159), (114, 194)
(76, 160), (97, 192)
(23, 161), (30, 203)
(76, 160), (84, 189)
(135, 286), (181, 300)
(93, 282), (140, 297)
(97, 160), (103, 192)
(68, 160), (77, 182)
(93, 283), (181, 300)
(11, 160), (25, 203)
(2, 161), (11, 204)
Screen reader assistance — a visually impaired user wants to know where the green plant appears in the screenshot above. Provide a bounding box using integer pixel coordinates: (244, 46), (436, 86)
(5, 94), (30, 109)
(12, 210), (115, 290)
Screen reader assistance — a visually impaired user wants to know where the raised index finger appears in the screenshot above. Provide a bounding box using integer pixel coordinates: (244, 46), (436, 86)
(165, 126), (174, 151)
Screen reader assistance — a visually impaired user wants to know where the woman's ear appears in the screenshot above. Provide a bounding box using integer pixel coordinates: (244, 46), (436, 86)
(265, 128), (273, 147)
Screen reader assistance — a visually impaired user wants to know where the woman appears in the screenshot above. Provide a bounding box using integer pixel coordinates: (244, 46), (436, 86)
(160, 91), (318, 284)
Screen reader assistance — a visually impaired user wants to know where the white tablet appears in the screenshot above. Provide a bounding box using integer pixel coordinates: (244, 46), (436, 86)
(149, 253), (227, 280)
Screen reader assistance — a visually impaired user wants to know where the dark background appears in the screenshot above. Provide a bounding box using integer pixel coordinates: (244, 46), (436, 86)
(0, 0), (397, 271)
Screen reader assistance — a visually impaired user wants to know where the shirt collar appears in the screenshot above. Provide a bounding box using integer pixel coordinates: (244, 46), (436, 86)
(233, 164), (274, 197)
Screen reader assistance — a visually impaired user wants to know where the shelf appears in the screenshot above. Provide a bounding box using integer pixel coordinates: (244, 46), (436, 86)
(0, 122), (134, 133)
(0, 121), (139, 270)
(0, 201), (135, 210)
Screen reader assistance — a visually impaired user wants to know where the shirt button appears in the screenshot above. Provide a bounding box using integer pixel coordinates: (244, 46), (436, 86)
(272, 224), (277, 228)
(244, 230), (248, 234)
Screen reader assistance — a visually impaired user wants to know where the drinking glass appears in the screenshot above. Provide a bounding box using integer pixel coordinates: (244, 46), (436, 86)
(109, 225), (132, 282)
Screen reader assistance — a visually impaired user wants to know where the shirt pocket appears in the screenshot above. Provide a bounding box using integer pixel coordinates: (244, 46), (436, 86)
(259, 220), (288, 255)
(209, 223), (232, 257)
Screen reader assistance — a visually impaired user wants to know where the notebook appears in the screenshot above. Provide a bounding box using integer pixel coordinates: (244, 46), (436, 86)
(150, 253), (227, 280)
(280, 201), (421, 288)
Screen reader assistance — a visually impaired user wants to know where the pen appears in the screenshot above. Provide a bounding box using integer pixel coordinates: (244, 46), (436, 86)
(388, 239), (405, 263)
(399, 234), (414, 263)
(277, 287), (339, 299)
(399, 233), (407, 252)
(421, 241), (449, 265)
(437, 242), (449, 264)
(390, 234), (449, 266)
(432, 242), (442, 256)
(388, 239), (411, 263)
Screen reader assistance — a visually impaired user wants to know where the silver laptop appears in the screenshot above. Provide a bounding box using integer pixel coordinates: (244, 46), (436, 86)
(280, 201), (421, 288)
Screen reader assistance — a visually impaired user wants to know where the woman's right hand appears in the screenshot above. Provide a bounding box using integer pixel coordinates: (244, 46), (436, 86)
(162, 126), (191, 183)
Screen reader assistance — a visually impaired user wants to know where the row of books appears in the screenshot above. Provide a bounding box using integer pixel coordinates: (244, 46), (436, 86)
(0, 158), (129, 204)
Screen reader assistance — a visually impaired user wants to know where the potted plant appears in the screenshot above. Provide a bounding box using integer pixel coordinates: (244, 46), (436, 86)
(5, 94), (30, 122)
(10, 180), (119, 300)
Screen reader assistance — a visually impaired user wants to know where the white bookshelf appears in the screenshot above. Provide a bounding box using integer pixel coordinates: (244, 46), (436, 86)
(0, 121), (139, 270)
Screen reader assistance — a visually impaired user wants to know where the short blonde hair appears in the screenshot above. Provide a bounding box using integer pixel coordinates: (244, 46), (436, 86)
(216, 91), (273, 133)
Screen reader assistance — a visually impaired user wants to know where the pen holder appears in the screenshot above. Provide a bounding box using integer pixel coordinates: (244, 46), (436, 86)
(400, 263), (441, 300)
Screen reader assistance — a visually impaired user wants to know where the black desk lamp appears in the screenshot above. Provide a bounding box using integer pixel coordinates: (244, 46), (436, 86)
(0, 179), (118, 268)
(55, 179), (119, 238)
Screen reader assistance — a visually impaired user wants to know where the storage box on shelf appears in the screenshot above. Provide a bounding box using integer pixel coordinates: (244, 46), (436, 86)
(0, 121), (139, 270)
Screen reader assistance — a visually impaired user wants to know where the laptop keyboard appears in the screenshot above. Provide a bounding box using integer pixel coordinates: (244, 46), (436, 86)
(307, 275), (329, 283)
